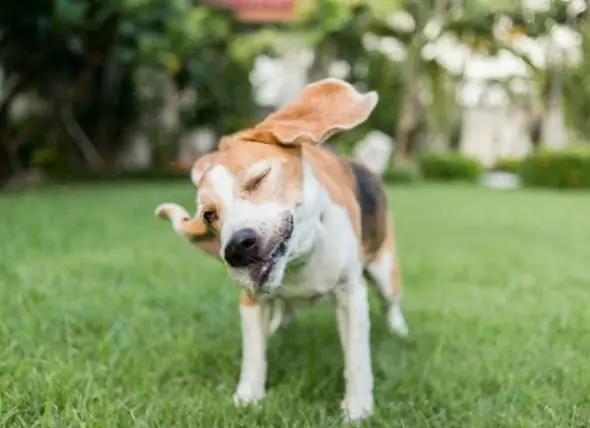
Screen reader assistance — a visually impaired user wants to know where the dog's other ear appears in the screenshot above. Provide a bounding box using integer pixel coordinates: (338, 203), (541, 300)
(155, 203), (211, 242)
(253, 78), (378, 146)
(191, 151), (218, 186)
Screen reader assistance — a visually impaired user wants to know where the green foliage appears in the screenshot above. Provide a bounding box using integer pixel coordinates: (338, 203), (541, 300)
(520, 148), (590, 189)
(419, 151), (483, 181)
(0, 0), (271, 176)
(382, 163), (421, 184)
(362, 52), (406, 136)
(116, 2), (263, 134)
(44, 167), (187, 183)
(294, 0), (357, 46)
(563, 24), (590, 139)
(491, 157), (521, 174)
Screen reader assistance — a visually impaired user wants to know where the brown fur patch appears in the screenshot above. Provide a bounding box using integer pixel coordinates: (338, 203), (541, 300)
(193, 238), (221, 260)
(253, 79), (377, 145)
(240, 289), (257, 306)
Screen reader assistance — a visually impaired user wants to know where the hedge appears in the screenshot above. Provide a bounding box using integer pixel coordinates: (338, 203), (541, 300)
(44, 168), (189, 183)
(491, 157), (521, 174)
(381, 164), (421, 184)
(519, 148), (590, 189)
(418, 152), (483, 182)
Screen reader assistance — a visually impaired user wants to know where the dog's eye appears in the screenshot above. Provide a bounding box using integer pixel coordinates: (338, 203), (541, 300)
(243, 169), (270, 192)
(202, 209), (217, 224)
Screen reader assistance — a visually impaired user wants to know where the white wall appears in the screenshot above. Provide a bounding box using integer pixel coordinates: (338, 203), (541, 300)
(460, 106), (533, 166)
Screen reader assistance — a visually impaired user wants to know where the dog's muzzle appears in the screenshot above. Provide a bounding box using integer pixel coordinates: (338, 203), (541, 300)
(224, 228), (261, 268)
(223, 215), (294, 291)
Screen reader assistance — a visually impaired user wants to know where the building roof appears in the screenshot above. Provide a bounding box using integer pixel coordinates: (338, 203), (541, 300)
(202, 0), (298, 22)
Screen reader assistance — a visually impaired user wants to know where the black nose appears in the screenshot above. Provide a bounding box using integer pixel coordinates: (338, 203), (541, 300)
(224, 228), (260, 267)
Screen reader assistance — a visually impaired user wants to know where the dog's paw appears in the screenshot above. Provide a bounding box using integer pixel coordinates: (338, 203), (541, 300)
(387, 304), (409, 337)
(341, 394), (374, 423)
(233, 384), (265, 407)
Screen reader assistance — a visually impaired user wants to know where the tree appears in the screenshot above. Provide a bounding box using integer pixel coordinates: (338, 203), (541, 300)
(376, 0), (590, 164)
(0, 0), (271, 181)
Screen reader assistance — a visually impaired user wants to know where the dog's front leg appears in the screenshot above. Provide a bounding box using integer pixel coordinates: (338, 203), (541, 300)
(233, 291), (272, 406)
(335, 276), (374, 422)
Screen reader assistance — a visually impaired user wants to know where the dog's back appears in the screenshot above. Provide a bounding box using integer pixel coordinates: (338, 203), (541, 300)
(345, 159), (389, 258)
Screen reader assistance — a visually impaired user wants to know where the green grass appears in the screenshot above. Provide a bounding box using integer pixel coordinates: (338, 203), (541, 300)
(1, 183), (589, 427)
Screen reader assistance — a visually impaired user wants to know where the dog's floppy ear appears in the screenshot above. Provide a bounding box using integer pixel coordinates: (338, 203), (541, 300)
(155, 203), (211, 242)
(253, 78), (378, 146)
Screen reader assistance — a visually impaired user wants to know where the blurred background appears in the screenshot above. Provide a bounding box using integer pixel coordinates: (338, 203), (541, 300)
(1, 0), (589, 188)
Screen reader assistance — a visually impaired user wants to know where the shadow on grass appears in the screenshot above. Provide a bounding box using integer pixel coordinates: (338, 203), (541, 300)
(144, 289), (426, 421)
(262, 302), (417, 410)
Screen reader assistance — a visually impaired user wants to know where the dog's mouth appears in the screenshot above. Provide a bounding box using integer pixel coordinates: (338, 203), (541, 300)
(248, 216), (294, 291)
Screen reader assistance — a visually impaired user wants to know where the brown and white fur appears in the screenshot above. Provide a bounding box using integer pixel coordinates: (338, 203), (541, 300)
(155, 78), (408, 422)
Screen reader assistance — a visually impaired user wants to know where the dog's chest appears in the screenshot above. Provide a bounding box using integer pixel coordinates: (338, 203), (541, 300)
(273, 258), (344, 303)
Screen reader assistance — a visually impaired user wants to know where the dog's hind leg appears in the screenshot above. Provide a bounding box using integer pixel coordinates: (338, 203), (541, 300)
(365, 215), (408, 337)
(268, 299), (295, 336)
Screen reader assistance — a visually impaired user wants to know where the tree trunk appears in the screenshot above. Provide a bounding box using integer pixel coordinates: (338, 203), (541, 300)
(0, 100), (25, 182)
(541, 40), (566, 149)
(394, 84), (420, 166)
(308, 40), (335, 83)
(541, 67), (565, 149)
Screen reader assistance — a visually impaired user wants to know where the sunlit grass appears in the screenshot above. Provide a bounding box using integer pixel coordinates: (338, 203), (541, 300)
(1, 182), (589, 427)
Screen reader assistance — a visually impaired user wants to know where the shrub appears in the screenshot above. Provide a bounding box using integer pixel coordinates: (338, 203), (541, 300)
(520, 148), (590, 189)
(44, 168), (188, 183)
(491, 157), (521, 174)
(382, 163), (421, 184)
(418, 151), (483, 182)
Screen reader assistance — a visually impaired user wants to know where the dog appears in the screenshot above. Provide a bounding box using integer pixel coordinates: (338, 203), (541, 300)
(155, 78), (408, 422)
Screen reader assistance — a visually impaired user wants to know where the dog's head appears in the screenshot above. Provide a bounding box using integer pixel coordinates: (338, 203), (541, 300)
(157, 78), (378, 296)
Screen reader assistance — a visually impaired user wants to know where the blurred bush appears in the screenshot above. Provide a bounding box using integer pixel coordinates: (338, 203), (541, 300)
(44, 167), (187, 183)
(520, 148), (590, 189)
(490, 157), (521, 174)
(419, 151), (483, 182)
(0, 0), (278, 179)
(382, 163), (421, 184)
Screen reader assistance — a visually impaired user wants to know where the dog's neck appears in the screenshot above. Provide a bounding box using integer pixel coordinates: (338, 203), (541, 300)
(285, 161), (330, 265)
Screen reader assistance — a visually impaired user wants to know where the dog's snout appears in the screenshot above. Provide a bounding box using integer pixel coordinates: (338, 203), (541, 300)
(224, 228), (260, 267)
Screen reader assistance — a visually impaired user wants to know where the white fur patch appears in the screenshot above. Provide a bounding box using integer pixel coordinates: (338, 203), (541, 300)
(154, 203), (191, 236)
(202, 165), (236, 213)
(366, 250), (408, 336)
(366, 250), (393, 297)
(241, 159), (272, 182)
(388, 302), (409, 336)
(335, 274), (374, 421)
(191, 162), (213, 186)
(233, 303), (269, 406)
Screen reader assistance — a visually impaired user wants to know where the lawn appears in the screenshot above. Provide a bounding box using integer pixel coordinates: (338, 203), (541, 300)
(1, 182), (589, 427)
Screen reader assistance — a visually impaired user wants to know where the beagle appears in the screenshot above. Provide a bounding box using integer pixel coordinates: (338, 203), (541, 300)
(155, 78), (408, 422)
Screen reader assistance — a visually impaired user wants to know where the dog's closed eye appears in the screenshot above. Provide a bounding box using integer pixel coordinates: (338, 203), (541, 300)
(243, 168), (270, 193)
